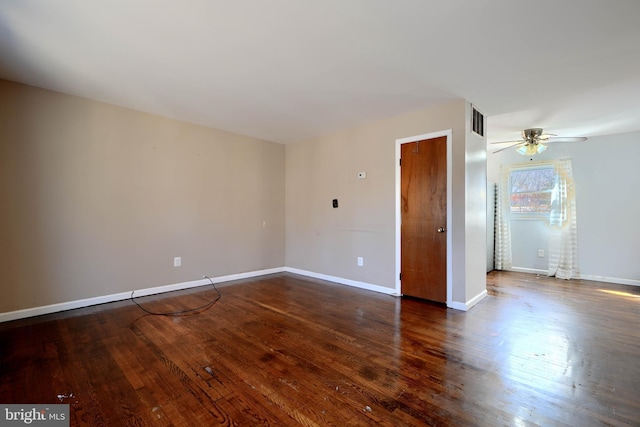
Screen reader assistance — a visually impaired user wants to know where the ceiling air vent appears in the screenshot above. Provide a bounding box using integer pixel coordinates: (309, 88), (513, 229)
(472, 106), (484, 137)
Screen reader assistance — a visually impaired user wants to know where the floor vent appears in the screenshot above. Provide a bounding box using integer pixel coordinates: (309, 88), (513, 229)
(472, 106), (484, 137)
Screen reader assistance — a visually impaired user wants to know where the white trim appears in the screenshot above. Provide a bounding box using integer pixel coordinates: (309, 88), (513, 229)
(0, 291), (137, 323)
(11, 264), (635, 324)
(284, 267), (397, 295)
(509, 267), (548, 275)
(496, 269), (640, 287)
(448, 290), (488, 312)
(0, 267), (285, 323)
(574, 274), (640, 287)
(395, 130), (453, 306)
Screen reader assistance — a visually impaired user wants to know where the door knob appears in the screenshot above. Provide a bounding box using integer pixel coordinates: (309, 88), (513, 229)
(437, 227), (446, 233)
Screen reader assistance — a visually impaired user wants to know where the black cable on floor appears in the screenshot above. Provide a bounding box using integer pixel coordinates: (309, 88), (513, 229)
(130, 275), (221, 316)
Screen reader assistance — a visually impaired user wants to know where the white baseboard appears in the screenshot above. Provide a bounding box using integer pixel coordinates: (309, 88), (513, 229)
(284, 267), (398, 296)
(0, 265), (516, 322)
(509, 267), (548, 275)
(285, 268), (493, 312)
(497, 268), (639, 287)
(0, 267), (286, 323)
(579, 274), (640, 287)
(448, 290), (488, 312)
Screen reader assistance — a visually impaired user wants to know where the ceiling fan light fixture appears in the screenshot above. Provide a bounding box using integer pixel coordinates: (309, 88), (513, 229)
(517, 143), (548, 156)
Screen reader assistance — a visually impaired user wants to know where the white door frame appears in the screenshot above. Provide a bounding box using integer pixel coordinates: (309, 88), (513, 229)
(395, 129), (453, 306)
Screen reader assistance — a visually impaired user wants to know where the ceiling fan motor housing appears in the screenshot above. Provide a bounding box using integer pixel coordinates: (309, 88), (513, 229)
(523, 128), (544, 142)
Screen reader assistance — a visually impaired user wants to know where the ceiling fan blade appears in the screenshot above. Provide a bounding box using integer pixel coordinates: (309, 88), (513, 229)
(492, 142), (525, 154)
(546, 136), (588, 143)
(490, 139), (525, 145)
(537, 133), (557, 141)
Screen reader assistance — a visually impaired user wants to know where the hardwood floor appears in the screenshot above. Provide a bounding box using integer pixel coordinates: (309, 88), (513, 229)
(1, 271), (639, 426)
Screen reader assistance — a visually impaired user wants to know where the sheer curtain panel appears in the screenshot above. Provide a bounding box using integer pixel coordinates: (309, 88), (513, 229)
(495, 165), (512, 270)
(548, 158), (580, 279)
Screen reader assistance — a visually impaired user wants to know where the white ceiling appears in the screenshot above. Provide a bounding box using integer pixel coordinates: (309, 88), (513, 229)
(1, 0), (640, 144)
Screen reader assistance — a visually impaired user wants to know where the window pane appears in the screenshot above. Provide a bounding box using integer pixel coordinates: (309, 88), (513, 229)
(510, 192), (552, 213)
(509, 167), (555, 214)
(510, 168), (555, 193)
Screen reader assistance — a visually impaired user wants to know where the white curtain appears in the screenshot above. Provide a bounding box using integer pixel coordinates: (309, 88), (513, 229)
(548, 158), (580, 279)
(494, 165), (512, 270)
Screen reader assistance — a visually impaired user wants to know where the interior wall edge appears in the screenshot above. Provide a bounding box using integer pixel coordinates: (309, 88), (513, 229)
(448, 289), (488, 312)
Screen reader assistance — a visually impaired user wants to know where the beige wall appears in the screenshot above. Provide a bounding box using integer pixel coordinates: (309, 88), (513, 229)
(0, 80), (285, 313)
(285, 100), (487, 307)
(0, 79), (487, 315)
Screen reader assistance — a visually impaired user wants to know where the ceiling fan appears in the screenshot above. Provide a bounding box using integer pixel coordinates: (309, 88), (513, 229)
(491, 128), (587, 156)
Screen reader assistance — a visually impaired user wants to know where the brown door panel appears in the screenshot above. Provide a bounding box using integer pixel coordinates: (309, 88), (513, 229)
(400, 136), (447, 302)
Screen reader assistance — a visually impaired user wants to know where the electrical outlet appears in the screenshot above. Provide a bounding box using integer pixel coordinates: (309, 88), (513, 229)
(538, 250), (545, 258)
(357, 257), (364, 266)
(174, 256), (182, 267)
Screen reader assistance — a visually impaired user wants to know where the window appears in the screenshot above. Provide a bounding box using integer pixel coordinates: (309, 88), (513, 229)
(509, 166), (555, 216)
(496, 158), (579, 277)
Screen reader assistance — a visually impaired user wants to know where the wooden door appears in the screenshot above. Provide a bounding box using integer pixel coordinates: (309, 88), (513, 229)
(400, 136), (447, 302)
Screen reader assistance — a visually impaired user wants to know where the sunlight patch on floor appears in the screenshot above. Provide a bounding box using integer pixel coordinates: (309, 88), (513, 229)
(598, 289), (640, 299)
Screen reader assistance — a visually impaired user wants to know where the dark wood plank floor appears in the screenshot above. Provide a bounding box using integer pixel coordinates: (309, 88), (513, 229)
(1, 271), (639, 426)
